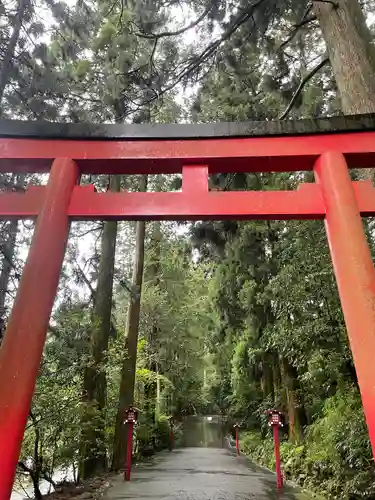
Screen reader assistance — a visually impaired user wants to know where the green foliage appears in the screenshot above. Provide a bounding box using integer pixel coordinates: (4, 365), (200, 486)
(134, 422), (154, 457)
(240, 431), (269, 464)
(240, 388), (375, 499)
(133, 227), (211, 417)
(303, 388), (374, 498)
(135, 415), (181, 457)
(154, 415), (173, 450)
(18, 306), (92, 488)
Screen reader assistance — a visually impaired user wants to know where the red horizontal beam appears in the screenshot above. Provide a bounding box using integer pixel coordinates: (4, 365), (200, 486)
(353, 180), (375, 217)
(1, 180), (375, 221)
(0, 186), (44, 219)
(0, 132), (374, 174)
(68, 183), (325, 220)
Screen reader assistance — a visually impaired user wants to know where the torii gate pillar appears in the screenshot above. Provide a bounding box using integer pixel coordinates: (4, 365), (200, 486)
(315, 151), (375, 456)
(0, 158), (79, 498)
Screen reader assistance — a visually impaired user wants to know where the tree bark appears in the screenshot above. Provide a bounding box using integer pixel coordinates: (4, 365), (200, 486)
(0, 220), (18, 341)
(0, 0), (28, 108)
(261, 354), (274, 401)
(80, 175), (120, 479)
(0, 174), (25, 342)
(313, 0), (375, 114)
(18, 413), (43, 500)
(144, 221), (162, 441)
(111, 175), (147, 471)
(281, 358), (307, 444)
(155, 366), (161, 419)
(272, 355), (282, 404)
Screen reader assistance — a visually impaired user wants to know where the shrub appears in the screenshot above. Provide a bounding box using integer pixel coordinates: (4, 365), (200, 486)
(239, 387), (375, 499)
(304, 387), (375, 498)
(240, 430), (274, 468)
(135, 415), (182, 458)
(155, 415), (172, 450)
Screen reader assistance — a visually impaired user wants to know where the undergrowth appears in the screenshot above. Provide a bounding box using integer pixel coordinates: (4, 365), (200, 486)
(240, 389), (375, 499)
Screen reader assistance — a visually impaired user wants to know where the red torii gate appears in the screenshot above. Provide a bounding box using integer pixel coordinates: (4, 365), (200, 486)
(1, 115), (375, 497)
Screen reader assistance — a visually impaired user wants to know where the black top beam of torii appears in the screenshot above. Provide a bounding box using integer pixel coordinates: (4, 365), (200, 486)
(0, 113), (374, 140)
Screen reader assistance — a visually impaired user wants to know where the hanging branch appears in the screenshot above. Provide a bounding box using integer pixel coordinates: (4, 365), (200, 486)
(279, 16), (318, 50)
(75, 261), (96, 300)
(135, 5), (212, 39)
(312, 0), (339, 7)
(278, 57), (330, 120)
(122, 0), (268, 119)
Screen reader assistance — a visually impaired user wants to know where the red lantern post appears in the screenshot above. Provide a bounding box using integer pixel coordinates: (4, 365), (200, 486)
(124, 407), (138, 481)
(233, 424), (240, 456)
(266, 410), (284, 490)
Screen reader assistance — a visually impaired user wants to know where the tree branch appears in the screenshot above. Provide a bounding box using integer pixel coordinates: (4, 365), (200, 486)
(313, 0), (339, 7)
(75, 261), (96, 299)
(148, 38), (158, 77)
(279, 15), (318, 50)
(17, 461), (33, 474)
(117, 0), (269, 121)
(18, 459), (56, 489)
(40, 470), (56, 489)
(0, 245), (21, 280)
(278, 57), (330, 120)
(135, 5), (212, 39)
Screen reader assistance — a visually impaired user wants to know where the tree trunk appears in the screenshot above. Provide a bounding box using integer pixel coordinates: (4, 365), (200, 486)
(261, 355), (274, 401)
(281, 358), (307, 444)
(30, 476), (43, 500)
(111, 175), (147, 471)
(0, 174), (25, 342)
(32, 424), (43, 500)
(80, 175), (120, 479)
(313, 0), (375, 114)
(272, 355), (282, 405)
(0, 0), (28, 107)
(144, 221), (162, 443)
(155, 366), (161, 419)
(0, 220), (18, 341)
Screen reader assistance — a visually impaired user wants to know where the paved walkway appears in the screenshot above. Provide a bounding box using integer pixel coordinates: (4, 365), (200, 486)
(105, 448), (317, 500)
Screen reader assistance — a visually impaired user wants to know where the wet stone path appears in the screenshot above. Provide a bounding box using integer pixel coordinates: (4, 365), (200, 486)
(105, 448), (316, 500)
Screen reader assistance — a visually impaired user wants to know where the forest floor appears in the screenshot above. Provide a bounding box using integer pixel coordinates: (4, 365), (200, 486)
(37, 474), (113, 500)
(103, 447), (318, 500)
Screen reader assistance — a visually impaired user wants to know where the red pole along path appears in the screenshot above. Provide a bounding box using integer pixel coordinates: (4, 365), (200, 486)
(273, 425), (283, 490)
(125, 422), (134, 481)
(314, 152), (375, 458)
(0, 158), (79, 499)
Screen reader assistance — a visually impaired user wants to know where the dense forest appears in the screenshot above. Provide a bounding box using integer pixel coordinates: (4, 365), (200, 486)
(1, 0), (375, 498)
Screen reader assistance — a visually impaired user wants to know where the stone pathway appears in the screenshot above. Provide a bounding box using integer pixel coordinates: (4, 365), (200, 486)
(104, 448), (318, 500)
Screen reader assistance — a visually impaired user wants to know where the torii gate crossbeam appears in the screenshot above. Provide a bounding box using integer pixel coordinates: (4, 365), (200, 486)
(1, 114), (375, 498)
